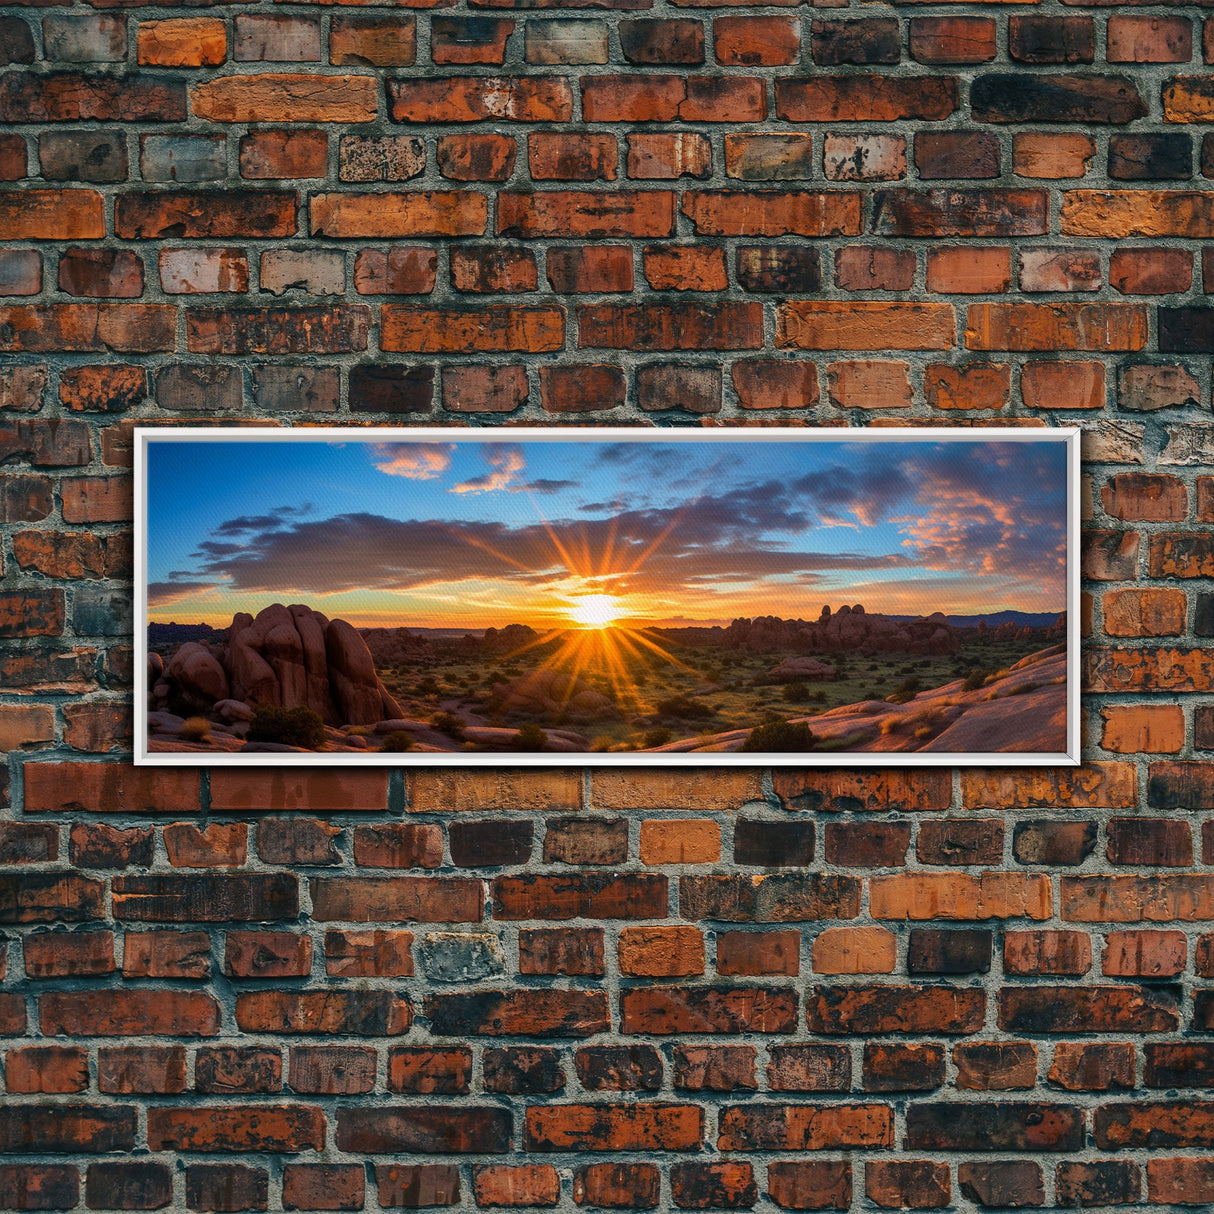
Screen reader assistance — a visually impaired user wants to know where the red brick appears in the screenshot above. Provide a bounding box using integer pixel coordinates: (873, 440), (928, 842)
(924, 362), (1010, 411)
(1110, 247), (1192, 295)
(390, 76), (571, 123)
(330, 15), (415, 65)
(806, 986), (985, 1035)
(1101, 704), (1186, 754)
(325, 929), (413, 978)
(451, 246), (537, 293)
(5, 1045), (88, 1094)
(768, 1044), (850, 1093)
(23, 929), (115, 977)
(954, 1042), (1038, 1091)
(1108, 15), (1191, 62)
(58, 247), (143, 299)
(388, 1046), (470, 1094)
(1102, 929), (1186, 977)
(353, 246), (436, 296)
(240, 129), (327, 179)
(620, 19), (703, 66)
(474, 1165), (559, 1209)
(225, 931), (313, 979)
(163, 821), (247, 868)
(117, 191), (295, 239)
(1021, 360), (1105, 410)
(865, 1161), (950, 1210)
(1102, 587), (1187, 637)
(381, 304), (562, 353)
(40, 989), (220, 1037)
(776, 76), (957, 122)
(436, 133), (516, 182)
(827, 360), (912, 410)
(909, 17), (995, 64)
(0, 71), (184, 123)
(717, 930), (800, 977)
(732, 360), (818, 410)
(432, 16), (509, 64)
(528, 131), (616, 181)
(683, 191), (859, 237)
(835, 247), (915, 292)
(527, 1104), (702, 1152)
(124, 929), (211, 979)
(1147, 1159), (1214, 1205)
(714, 16), (799, 65)
(627, 132), (711, 180)
(149, 1105), (323, 1153)
(670, 1162), (756, 1210)
(926, 246), (1011, 294)
(0, 305), (175, 353)
(534, 364), (621, 413)
(375, 1164), (459, 1209)
(719, 1104), (892, 1152)
(583, 74), (764, 123)
(579, 302), (761, 350)
(573, 1162), (659, 1209)
(282, 1164), (364, 1212)
(767, 1162), (851, 1211)
(288, 1047), (374, 1096)
(518, 928), (604, 977)
(643, 245), (727, 292)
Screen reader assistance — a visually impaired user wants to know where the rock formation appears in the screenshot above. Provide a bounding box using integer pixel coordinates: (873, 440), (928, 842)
(488, 668), (617, 723)
(153, 603), (401, 726)
(715, 606), (959, 656)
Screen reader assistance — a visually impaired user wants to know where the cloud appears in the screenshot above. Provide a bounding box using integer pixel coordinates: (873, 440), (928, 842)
(372, 442), (455, 480)
(452, 444), (526, 495)
(212, 504), (313, 535)
(147, 581), (219, 607)
(522, 479), (578, 494)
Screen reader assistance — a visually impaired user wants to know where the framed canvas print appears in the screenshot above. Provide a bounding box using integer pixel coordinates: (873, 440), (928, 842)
(135, 426), (1080, 767)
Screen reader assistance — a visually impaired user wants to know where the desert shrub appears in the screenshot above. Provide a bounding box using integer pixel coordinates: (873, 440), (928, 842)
(885, 676), (922, 705)
(642, 727), (673, 748)
(415, 676), (439, 696)
(654, 694), (716, 722)
(914, 726), (935, 741)
(380, 730), (414, 752)
(782, 682), (809, 702)
(591, 735), (616, 752)
(430, 711), (466, 741)
(509, 723), (548, 751)
(180, 716), (211, 742)
(247, 705), (326, 749)
(740, 719), (815, 753)
(962, 668), (993, 692)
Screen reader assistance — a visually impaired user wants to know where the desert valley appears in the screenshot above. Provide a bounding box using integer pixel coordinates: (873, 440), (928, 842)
(146, 600), (1067, 756)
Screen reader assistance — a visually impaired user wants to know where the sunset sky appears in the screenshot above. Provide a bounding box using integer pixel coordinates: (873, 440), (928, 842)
(145, 434), (1069, 630)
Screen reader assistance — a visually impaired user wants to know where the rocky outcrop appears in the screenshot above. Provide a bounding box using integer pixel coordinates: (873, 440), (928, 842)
(360, 627), (434, 667)
(154, 603), (401, 727)
(759, 655), (837, 685)
(716, 606), (959, 656)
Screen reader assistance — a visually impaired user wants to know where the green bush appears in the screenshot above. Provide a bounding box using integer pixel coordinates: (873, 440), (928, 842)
(962, 668), (992, 692)
(885, 676), (922, 705)
(510, 722), (548, 751)
(782, 682), (809, 702)
(380, 730), (414, 752)
(247, 705), (326, 749)
(740, 719), (816, 753)
(642, 727), (673, 749)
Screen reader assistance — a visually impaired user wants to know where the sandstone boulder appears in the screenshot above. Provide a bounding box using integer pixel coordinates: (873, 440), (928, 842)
(166, 642), (229, 710)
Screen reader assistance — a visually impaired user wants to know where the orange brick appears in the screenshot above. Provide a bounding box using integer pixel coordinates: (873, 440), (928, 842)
(1101, 704), (1186, 754)
(193, 74), (377, 123)
(643, 245), (727, 292)
(0, 703), (55, 752)
(777, 301), (955, 351)
(408, 771), (581, 814)
(827, 360), (912, 410)
(1102, 930), (1186, 977)
(591, 770), (761, 813)
(717, 930), (801, 977)
(812, 926), (897, 975)
(1103, 588), (1187, 638)
(138, 19), (226, 66)
(870, 873), (1052, 921)
(962, 764), (1137, 809)
(639, 819), (721, 865)
(619, 926), (705, 977)
(926, 246), (1011, 294)
(209, 770), (388, 813)
(1013, 132), (1096, 179)
(1020, 360), (1105, 409)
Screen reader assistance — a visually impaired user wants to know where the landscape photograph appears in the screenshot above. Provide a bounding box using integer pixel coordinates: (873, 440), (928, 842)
(139, 428), (1075, 764)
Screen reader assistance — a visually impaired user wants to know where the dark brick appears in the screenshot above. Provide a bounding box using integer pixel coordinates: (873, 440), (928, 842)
(1109, 134), (1192, 181)
(348, 364), (434, 412)
(1009, 16), (1095, 64)
(483, 1047), (565, 1094)
(576, 1045), (663, 1092)
(971, 75), (1146, 124)
(863, 1043), (946, 1093)
(907, 930), (992, 975)
(958, 1161), (1044, 1209)
(906, 1103), (1083, 1152)
(736, 247), (821, 294)
(810, 19), (899, 65)
(1012, 820), (1096, 865)
(449, 819), (532, 867)
(85, 1163), (172, 1210)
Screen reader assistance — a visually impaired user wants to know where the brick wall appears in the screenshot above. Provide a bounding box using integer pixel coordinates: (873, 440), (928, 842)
(2, 0), (1214, 1209)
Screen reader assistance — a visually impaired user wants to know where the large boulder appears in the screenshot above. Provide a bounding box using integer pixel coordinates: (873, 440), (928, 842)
(164, 603), (401, 727)
(166, 642), (229, 710)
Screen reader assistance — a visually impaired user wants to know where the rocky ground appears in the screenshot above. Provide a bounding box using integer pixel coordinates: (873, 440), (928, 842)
(651, 644), (1068, 755)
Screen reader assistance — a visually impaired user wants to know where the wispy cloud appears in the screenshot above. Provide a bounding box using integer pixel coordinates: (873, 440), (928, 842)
(453, 444), (526, 495)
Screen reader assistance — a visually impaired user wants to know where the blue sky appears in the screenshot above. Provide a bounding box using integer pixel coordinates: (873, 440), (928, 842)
(146, 435), (1069, 628)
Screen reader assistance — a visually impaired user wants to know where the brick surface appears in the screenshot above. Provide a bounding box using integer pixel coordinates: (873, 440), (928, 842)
(0, 8), (1210, 1207)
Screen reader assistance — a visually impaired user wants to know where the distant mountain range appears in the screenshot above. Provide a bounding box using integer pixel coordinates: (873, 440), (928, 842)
(887, 611), (1063, 629)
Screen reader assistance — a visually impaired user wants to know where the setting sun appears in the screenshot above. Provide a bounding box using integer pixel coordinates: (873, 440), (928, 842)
(568, 594), (622, 629)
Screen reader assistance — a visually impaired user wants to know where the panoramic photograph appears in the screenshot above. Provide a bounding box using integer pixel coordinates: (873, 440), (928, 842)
(139, 429), (1075, 763)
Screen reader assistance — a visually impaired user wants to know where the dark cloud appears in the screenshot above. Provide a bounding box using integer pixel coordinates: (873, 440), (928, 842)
(212, 504), (313, 535)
